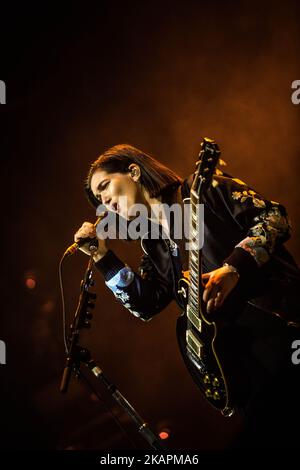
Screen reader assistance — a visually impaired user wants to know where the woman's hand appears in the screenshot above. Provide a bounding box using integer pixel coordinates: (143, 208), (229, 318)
(202, 265), (240, 314)
(74, 221), (108, 262)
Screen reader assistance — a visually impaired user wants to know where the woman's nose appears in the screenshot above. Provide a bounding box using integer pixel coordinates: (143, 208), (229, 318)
(103, 196), (111, 206)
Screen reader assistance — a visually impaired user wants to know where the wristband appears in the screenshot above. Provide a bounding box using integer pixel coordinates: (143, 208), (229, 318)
(223, 263), (240, 280)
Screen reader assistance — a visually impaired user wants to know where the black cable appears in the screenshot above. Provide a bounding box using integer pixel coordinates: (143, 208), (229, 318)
(58, 255), (69, 354)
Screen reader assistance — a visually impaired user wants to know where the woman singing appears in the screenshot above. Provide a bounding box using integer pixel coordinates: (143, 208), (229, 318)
(74, 143), (300, 448)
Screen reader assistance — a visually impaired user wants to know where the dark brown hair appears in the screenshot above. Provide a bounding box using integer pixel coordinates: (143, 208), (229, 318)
(85, 144), (183, 207)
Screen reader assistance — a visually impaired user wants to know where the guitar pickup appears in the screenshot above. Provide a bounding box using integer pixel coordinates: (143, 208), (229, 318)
(187, 305), (202, 332)
(186, 328), (203, 359)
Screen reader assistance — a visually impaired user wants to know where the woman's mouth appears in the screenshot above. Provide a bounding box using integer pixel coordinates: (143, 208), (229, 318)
(112, 202), (118, 212)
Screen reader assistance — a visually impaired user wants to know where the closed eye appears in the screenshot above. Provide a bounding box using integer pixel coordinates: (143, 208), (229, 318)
(96, 181), (109, 201)
(99, 181), (109, 191)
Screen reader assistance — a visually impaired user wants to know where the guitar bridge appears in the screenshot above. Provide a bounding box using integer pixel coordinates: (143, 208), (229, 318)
(186, 349), (207, 373)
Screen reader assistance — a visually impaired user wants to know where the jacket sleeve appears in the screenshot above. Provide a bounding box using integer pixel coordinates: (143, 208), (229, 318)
(207, 175), (291, 277)
(95, 249), (173, 321)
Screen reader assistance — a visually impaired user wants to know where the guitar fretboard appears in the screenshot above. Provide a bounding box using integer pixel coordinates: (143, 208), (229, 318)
(188, 189), (203, 315)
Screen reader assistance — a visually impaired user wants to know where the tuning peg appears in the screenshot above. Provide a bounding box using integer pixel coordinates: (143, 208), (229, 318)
(88, 292), (97, 300)
(83, 321), (91, 329)
(87, 301), (95, 309)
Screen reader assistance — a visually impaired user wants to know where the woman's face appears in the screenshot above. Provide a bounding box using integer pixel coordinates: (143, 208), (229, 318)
(90, 168), (146, 220)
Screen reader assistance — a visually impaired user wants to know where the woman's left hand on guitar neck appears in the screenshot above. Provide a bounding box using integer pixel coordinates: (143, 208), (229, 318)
(202, 264), (240, 314)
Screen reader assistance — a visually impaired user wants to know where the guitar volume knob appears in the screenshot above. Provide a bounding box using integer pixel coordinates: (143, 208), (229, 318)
(203, 374), (210, 384)
(212, 377), (220, 387)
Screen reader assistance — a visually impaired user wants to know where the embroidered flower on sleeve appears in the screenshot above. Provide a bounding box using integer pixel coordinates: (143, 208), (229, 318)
(114, 290), (130, 303)
(113, 290), (144, 318)
(235, 203), (291, 266)
(232, 191), (242, 200)
(251, 206), (291, 248)
(252, 197), (266, 208)
(265, 207), (289, 229)
(231, 188), (266, 208)
(124, 303), (142, 318)
(236, 236), (270, 266)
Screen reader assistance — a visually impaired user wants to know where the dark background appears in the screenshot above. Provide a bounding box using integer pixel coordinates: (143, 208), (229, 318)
(0, 0), (299, 451)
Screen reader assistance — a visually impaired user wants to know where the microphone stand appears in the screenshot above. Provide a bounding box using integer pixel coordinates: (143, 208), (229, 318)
(60, 249), (164, 451)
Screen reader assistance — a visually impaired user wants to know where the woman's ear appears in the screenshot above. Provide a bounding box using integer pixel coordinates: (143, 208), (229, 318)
(128, 164), (141, 182)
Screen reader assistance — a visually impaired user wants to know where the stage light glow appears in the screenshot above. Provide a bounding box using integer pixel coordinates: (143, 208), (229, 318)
(25, 277), (36, 289)
(159, 429), (170, 440)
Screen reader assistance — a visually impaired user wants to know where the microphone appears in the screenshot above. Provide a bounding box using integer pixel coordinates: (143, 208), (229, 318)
(62, 211), (107, 260)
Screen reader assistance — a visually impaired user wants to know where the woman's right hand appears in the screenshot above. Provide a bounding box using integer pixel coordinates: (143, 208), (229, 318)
(74, 221), (108, 262)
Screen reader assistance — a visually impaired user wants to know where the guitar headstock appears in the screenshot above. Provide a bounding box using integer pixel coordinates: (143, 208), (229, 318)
(192, 137), (221, 196)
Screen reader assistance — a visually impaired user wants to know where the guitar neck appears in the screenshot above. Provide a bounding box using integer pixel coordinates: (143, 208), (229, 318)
(188, 189), (203, 312)
(186, 137), (220, 313)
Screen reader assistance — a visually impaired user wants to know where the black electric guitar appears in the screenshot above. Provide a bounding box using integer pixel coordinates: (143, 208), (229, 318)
(176, 138), (240, 417)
